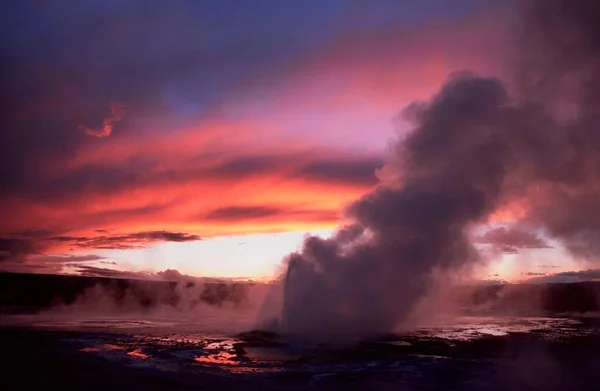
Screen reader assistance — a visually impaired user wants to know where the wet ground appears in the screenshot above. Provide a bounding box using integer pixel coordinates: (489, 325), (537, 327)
(2, 314), (600, 390)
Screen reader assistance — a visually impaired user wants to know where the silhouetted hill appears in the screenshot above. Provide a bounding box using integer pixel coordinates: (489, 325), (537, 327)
(457, 281), (600, 315)
(0, 272), (250, 313)
(1, 272), (599, 316)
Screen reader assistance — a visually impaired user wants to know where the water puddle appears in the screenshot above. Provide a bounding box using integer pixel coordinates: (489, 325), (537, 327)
(194, 352), (239, 366)
(127, 348), (150, 359)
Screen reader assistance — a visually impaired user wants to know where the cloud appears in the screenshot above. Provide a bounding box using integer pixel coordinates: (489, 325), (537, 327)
(0, 237), (41, 261)
(0, 0), (506, 236)
(210, 156), (278, 178)
(0, 249), (109, 274)
(33, 254), (106, 263)
(49, 230), (201, 250)
(66, 265), (201, 282)
(0, 148), (377, 250)
(295, 157), (383, 187)
(525, 269), (600, 283)
(78, 102), (125, 138)
(0, 0), (510, 276)
(70, 265), (155, 280)
(0, 229), (200, 273)
(475, 226), (552, 254)
(204, 205), (340, 224)
(155, 268), (190, 282)
(205, 206), (282, 221)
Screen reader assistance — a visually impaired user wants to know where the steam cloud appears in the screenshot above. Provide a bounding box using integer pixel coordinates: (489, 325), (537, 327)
(272, 0), (600, 341)
(475, 227), (552, 254)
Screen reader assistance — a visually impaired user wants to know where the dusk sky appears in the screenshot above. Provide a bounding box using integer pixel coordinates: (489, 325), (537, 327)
(0, 0), (594, 282)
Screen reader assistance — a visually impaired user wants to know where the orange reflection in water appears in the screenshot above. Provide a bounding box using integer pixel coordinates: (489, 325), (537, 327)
(194, 352), (239, 366)
(127, 348), (149, 359)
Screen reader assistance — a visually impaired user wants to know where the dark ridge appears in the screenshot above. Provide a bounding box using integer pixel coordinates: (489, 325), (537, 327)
(1, 272), (599, 316)
(457, 282), (600, 315)
(0, 272), (250, 312)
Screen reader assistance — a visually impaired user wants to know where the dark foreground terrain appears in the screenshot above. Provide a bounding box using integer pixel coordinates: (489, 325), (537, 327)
(1, 317), (600, 391)
(1, 272), (600, 390)
(0, 272), (250, 311)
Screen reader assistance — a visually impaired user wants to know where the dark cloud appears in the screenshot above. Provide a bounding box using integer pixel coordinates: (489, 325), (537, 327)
(526, 269), (600, 283)
(8, 229), (54, 239)
(148, 153), (381, 190)
(68, 265), (200, 282)
(49, 230), (201, 250)
(0, 260), (64, 275)
(0, 229), (201, 268)
(0, 0), (505, 241)
(155, 268), (192, 282)
(0, 237), (41, 260)
(0, 0), (353, 200)
(475, 227), (552, 254)
(6, 152), (382, 210)
(210, 156), (277, 178)
(521, 272), (546, 276)
(204, 205), (339, 223)
(72, 265), (154, 280)
(295, 157), (383, 187)
(34, 254), (106, 263)
(0, 250), (108, 274)
(480, 279), (510, 286)
(206, 206), (282, 221)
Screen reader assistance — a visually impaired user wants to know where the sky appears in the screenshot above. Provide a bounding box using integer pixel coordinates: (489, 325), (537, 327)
(0, 0), (596, 283)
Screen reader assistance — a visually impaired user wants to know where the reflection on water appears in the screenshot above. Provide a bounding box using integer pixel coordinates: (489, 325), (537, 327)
(204, 340), (236, 350)
(80, 343), (150, 360)
(20, 314), (599, 377)
(127, 348), (149, 359)
(408, 316), (587, 341)
(194, 352), (239, 366)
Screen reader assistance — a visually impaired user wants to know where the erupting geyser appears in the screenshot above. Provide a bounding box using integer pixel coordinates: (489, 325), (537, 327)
(272, 0), (600, 341)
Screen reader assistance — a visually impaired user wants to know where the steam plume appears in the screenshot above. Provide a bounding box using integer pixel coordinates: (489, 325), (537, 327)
(274, 0), (600, 341)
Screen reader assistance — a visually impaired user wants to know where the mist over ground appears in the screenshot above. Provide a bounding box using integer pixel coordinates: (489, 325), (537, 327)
(2, 272), (598, 332)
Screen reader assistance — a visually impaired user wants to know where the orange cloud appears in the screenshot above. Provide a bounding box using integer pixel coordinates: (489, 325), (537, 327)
(0, 6), (513, 276)
(78, 102), (126, 138)
(0, 129), (379, 259)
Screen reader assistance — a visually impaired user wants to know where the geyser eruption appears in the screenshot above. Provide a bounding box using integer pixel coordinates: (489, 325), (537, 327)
(281, 74), (513, 341)
(274, 0), (600, 341)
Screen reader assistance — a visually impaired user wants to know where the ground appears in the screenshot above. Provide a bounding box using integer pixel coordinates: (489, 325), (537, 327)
(2, 315), (599, 390)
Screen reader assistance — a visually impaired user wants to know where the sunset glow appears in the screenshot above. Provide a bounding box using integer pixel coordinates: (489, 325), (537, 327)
(1, 0), (595, 284)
